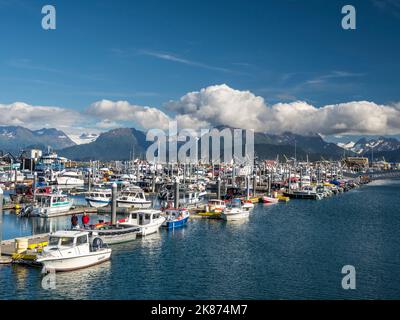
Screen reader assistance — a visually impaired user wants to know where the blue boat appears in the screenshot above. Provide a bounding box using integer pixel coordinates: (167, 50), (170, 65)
(162, 209), (190, 229)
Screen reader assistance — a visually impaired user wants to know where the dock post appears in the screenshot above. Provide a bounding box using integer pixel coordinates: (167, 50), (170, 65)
(174, 177), (179, 208)
(152, 171), (156, 193)
(253, 174), (257, 197)
(33, 172), (37, 202)
(232, 165), (236, 187)
(111, 183), (117, 225)
(217, 177), (221, 200)
(246, 176), (250, 200)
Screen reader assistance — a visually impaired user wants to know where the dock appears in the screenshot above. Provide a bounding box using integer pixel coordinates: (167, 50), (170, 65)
(1, 233), (49, 256)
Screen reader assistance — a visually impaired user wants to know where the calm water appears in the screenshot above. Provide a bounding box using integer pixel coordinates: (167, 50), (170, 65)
(1, 179), (400, 299)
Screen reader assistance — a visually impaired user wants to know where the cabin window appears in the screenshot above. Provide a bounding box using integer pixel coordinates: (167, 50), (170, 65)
(132, 214), (137, 219)
(145, 214), (150, 220)
(76, 235), (88, 245)
(49, 237), (60, 246)
(60, 237), (74, 246)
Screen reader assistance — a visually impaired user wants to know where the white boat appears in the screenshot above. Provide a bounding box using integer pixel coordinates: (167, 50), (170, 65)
(242, 200), (255, 211)
(207, 199), (226, 213)
(36, 230), (111, 272)
(56, 171), (84, 186)
(33, 192), (73, 217)
(85, 189), (112, 208)
(117, 186), (152, 208)
(221, 199), (250, 221)
(119, 209), (166, 236)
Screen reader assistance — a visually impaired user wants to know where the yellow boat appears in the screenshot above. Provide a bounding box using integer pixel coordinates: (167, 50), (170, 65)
(277, 195), (290, 202)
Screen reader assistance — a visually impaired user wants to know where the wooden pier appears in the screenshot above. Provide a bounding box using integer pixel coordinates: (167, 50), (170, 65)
(1, 233), (49, 256)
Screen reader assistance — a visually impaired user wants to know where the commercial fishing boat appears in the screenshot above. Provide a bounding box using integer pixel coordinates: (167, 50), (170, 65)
(116, 186), (152, 208)
(119, 209), (165, 236)
(36, 230), (111, 272)
(32, 192), (73, 217)
(85, 189), (112, 208)
(207, 199), (226, 213)
(162, 208), (190, 229)
(221, 199), (250, 221)
(84, 223), (140, 245)
(56, 171), (84, 186)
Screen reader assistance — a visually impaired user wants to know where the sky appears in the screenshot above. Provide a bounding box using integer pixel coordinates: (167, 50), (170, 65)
(0, 0), (400, 143)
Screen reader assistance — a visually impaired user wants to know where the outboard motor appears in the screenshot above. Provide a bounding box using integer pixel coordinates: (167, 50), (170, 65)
(92, 237), (104, 251)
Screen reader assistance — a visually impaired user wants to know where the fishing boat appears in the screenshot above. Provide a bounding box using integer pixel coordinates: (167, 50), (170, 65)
(162, 208), (190, 229)
(119, 209), (165, 236)
(56, 171), (84, 186)
(207, 199), (226, 213)
(262, 196), (279, 204)
(221, 199), (250, 221)
(36, 230), (111, 272)
(32, 192), (73, 217)
(85, 189), (112, 208)
(117, 186), (152, 208)
(242, 200), (255, 211)
(86, 224), (140, 245)
(284, 185), (324, 200)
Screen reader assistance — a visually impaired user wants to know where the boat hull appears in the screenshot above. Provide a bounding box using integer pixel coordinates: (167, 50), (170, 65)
(86, 199), (111, 208)
(163, 216), (189, 229)
(38, 250), (111, 272)
(91, 227), (139, 245)
(36, 202), (73, 218)
(221, 211), (249, 221)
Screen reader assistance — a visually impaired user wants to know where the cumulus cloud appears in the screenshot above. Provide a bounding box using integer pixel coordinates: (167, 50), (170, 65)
(2, 85), (400, 137)
(86, 100), (171, 130)
(165, 84), (400, 136)
(0, 102), (81, 131)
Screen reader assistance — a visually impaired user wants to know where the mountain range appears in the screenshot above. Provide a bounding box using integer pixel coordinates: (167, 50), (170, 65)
(0, 126), (75, 153)
(1, 125), (400, 162)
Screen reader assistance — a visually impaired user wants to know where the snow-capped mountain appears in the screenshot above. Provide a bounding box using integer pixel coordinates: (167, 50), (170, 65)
(67, 132), (99, 145)
(337, 137), (400, 155)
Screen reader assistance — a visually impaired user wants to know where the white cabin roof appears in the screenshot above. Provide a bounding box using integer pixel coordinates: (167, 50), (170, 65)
(50, 230), (88, 238)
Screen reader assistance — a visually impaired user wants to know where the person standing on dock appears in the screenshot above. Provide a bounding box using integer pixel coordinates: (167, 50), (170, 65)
(71, 214), (79, 229)
(82, 212), (90, 228)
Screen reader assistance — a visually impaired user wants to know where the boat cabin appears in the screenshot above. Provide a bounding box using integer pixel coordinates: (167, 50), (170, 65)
(123, 209), (162, 226)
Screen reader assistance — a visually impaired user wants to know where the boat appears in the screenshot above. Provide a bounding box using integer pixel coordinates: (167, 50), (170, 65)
(32, 192), (73, 217)
(119, 209), (166, 236)
(162, 208), (190, 229)
(262, 196), (279, 204)
(56, 171), (84, 186)
(284, 185), (324, 200)
(242, 200), (255, 211)
(86, 224), (140, 245)
(116, 186), (152, 208)
(221, 199), (250, 221)
(36, 230), (111, 272)
(207, 199), (226, 213)
(85, 189), (112, 208)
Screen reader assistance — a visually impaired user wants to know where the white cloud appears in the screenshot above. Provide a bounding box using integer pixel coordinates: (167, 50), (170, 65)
(0, 102), (81, 131)
(86, 99), (171, 130)
(1, 85), (400, 138)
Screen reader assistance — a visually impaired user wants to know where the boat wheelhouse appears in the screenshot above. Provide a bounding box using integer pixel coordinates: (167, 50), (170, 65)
(33, 193), (73, 217)
(116, 186), (151, 208)
(85, 189), (112, 208)
(119, 209), (165, 236)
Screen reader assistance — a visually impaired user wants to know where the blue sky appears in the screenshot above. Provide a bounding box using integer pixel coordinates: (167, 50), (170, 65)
(0, 0), (400, 140)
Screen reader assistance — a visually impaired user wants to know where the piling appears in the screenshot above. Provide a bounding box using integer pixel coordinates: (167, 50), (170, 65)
(246, 176), (250, 200)
(152, 171), (156, 193)
(33, 172), (37, 202)
(253, 174), (257, 197)
(217, 177), (221, 200)
(174, 178), (179, 208)
(232, 165), (236, 187)
(111, 183), (117, 225)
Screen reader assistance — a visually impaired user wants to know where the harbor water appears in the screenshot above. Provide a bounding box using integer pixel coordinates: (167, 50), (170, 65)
(1, 179), (400, 299)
